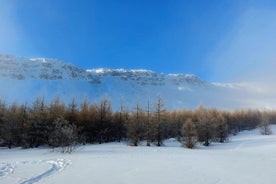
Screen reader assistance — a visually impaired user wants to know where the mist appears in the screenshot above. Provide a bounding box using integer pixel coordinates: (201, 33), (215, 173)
(208, 8), (276, 84)
(206, 7), (276, 109)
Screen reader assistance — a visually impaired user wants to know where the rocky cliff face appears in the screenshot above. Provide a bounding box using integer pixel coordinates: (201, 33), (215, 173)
(0, 54), (206, 87)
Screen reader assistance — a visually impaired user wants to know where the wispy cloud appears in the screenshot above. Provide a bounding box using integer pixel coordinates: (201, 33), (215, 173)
(0, 1), (20, 54)
(208, 7), (276, 84)
(207, 7), (276, 108)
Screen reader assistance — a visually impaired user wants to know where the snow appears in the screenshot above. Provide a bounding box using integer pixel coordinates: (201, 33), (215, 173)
(87, 68), (110, 74)
(1, 126), (276, 184)
(2, 54), (276, 110)
(29, 58), (47, 63)
(129, 69), (154, 73)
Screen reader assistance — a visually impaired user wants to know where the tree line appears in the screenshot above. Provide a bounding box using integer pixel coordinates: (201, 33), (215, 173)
(0, 96), (274, 151)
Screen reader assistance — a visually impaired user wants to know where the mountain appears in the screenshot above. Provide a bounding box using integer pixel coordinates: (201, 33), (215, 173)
(0, 54), (271, 110)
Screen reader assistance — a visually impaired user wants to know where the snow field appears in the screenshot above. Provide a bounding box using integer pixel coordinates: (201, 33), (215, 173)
(1, 126), (276, 184)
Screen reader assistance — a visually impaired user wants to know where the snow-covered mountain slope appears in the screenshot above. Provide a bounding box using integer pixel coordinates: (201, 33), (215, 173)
(0, 54), (273, 110)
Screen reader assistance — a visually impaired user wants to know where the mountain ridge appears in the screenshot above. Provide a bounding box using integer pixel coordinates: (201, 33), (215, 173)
(0, 54), (206, 86)
(0, 54), (272, 110)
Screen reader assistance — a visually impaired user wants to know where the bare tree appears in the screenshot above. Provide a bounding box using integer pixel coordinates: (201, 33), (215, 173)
(66, 98), (78, 124)
(0, 98), (7, 146)
(49, 97), (66, 121)
(27, 97), (49, 147)
(196, 106), (215, 146)
(153, 95), (166, 146)
(96, 98), (112, 143)
(181, 118), (197, 148)
(146, 99), (151, 146)
(1, 103), (17, 148)
(126, 102), (145, 146)
(214, 110), (228, 143)
(116, 102), (128, 142)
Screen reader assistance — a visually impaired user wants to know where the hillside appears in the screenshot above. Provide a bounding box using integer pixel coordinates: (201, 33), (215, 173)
(0, 54), (267, 110)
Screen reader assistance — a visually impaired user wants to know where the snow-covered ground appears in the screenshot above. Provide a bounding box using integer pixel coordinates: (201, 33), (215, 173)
(1, 126), (276, 184)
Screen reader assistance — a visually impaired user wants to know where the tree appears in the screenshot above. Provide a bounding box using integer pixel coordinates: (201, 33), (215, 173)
(49, 116), (78, 153)
(196, 107), (228, 146)
(213, 111), (228, 143)
(0, 102), (29, 148)
(85, 103), (98, 143)
(126, 102), (145, 146)
(146, 99), (151, 146)
(26, 97), (49, 147)
(49, 97), (66, 122)
(17, 103), (28, 147)
(96, 98), (113, 143)
(196, 106), (216, 146)
(0, 98), (7, 146)
(66, 98), (78, 124)
(77, 97), (90, 143)
(153, 95), (166, 146)
(260, 112), (272, 135)
(1, 103), (18, 148)
(181, 118), (197, 148)
(111, 103), (128, 142)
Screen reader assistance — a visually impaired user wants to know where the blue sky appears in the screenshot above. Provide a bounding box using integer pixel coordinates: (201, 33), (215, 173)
(1, 0), (276, 82)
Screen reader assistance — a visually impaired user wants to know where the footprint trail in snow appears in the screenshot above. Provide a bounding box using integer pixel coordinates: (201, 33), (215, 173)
(0, 158), (71, 184)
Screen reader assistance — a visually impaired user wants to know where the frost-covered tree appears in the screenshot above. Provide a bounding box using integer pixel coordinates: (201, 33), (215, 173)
(49, 116), (78, 153)
(260, 113), (272, 135)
